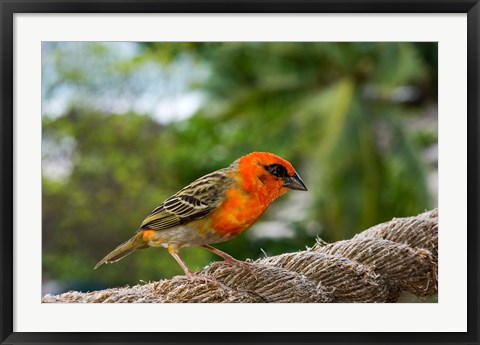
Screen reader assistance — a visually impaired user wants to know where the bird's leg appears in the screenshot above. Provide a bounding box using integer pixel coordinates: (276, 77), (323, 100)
(169, 250), (193, 276)
(168, 245), (218, 284)
(202, 244), (255, 276)
(201, 244), (238, 264)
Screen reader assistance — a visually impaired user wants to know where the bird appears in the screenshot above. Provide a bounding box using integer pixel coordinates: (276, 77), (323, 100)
(94, 151), (308, 276)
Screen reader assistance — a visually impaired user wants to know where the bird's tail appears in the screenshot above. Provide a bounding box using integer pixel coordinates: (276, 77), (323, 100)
(94, 232), (148, 269)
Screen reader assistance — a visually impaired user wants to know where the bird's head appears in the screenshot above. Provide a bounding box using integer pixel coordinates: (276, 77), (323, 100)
(234, 152), (307, 203)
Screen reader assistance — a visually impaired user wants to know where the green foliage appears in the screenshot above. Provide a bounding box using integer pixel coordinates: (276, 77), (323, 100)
(42, 42), (437, 291)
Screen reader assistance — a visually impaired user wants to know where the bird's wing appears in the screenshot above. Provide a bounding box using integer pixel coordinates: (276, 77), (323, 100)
(139, 169), (233, 231)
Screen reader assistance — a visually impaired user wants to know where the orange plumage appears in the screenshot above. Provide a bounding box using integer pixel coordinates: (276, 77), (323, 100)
(94, 152), (307, 276)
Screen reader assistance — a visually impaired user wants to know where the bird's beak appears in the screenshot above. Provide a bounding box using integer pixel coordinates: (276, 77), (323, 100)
(283, 172), (308, 191)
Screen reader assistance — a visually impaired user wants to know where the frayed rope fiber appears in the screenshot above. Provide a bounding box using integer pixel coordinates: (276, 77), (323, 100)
(43, 209), (438, 303)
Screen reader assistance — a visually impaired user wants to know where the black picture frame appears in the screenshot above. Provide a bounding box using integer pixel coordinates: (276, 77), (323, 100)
(1, 1), (479, 344)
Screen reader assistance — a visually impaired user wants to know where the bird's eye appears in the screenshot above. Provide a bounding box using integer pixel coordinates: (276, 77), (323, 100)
(266, 164), (288, 178)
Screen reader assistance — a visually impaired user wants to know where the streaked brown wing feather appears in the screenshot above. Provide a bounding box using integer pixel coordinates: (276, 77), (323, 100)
(139, 169), (234, 231)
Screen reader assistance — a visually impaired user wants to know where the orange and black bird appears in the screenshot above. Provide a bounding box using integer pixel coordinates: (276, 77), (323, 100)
(94, 152), (307, 275)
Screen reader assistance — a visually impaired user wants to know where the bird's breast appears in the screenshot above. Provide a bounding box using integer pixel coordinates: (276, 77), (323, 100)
(210, 187), (268, 236)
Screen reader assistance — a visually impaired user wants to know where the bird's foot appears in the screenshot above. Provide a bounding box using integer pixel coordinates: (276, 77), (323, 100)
(200, 245), (257, 278)
(217, 258), (258, 279)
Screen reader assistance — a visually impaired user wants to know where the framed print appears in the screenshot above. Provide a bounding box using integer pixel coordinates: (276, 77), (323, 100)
(1, 1), (479, 345)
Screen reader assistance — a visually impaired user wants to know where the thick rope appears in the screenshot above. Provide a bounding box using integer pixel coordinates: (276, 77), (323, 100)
(43, 209), (438, 303)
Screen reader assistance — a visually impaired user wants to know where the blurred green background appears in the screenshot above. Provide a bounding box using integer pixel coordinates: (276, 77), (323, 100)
(42, 42), (438, 295)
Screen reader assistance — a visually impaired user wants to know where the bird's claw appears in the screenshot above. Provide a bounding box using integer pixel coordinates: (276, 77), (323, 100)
(215, 259), (258, 280)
